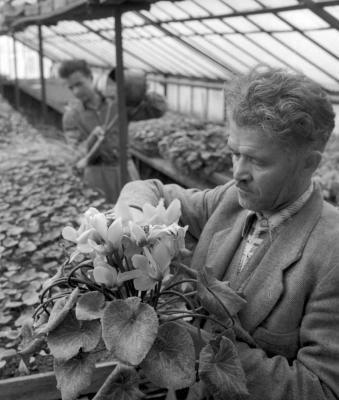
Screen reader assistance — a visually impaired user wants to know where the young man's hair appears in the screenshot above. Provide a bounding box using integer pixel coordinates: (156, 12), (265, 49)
(225, 66), (335, 152)
(58, 59), (92, 79)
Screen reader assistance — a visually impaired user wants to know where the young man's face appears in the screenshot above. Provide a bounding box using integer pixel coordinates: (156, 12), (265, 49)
(66, 71), (95, 103)
(227, 118), (312, 214)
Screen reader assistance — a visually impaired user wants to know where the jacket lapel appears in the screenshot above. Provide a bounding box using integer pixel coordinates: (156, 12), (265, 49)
(238, 187), (323, 332)
(206, 211), (248, 280)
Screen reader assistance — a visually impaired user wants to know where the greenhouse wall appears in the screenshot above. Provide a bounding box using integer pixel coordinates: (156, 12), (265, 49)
(148, 74), (339, 135)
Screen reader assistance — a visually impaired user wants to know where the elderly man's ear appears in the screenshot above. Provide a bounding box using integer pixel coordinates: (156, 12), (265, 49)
(304, 150), (322, 172)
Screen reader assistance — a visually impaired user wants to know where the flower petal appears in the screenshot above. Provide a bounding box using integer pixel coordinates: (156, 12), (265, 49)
(93, 266), (117, 287)
(62, 226), (78, 242)
(91, 213), (108, 241)
(133, 275), (156, 291)
(129, 221), (147, 246)
(151, 242), (171, 274)
(131, 254), (149, 271)
(107, 218), (124, 249)
(114, 202), (133, 225)
(165, 199), (181, 225)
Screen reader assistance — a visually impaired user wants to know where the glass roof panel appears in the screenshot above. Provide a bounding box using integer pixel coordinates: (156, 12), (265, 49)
(203, 19), (234, 33)
(184, 20), (213, 34)
(324, 5), (339, 20)
(248, 32), (339, 89)
(223, 16), (260, 32)
(187, 35), (248, 72)
(160, 36), (232, 79)
(220, 0), (262, 12)
(164, 22), (193, 35)
(206, 34), (259, 67)
(85, 18), (113, 31)
(124, 38), (200, 76)
(122, 12), (145, 26)
(248, 13), (292, 31)
(144, 4), (170, 21)
(175, 1), (209, 17)
(278, 9), (330, 30)
(275, 31), (339, 80)
(50, 21), (89, 35)
(226, 33), (288, 68)
(256, 0), (298, 6)
(154, 2), (189, 19)
(307, 29), (339, 58)
(143, 25), (165, 37)
(193, 0), (232, 15)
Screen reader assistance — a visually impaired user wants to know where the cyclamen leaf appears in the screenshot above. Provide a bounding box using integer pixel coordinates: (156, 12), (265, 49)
(199, 336), (249, 400)
(101, 297), (158, 366)
(54, 352), (97, 400)
(141, 322), (195, 390)
(197, 266), (246, 319)
(48, 311), (102, 362)
(93, 363), (144, 400)
(38, 288), (80, 335)
(76, 292), (106, 320)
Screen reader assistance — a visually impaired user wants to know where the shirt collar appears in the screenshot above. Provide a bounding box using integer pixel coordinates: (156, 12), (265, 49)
(242, 182), (314, 237)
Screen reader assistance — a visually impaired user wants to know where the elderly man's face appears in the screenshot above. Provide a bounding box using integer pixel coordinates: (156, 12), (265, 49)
(66, 71), (95, 103)
(227, 118), (311, 214)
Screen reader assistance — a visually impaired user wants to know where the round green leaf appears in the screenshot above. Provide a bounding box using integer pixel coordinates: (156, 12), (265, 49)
(101, 297), (158, 366)
(76, 291), (106, 320)
(198, 336), (248, 400)
(54, 352), (96, 400)
(48, 311), (102, 361)
(141, 322), (195, 390)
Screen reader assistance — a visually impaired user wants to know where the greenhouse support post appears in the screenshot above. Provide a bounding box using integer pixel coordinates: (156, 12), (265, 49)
(12, 34), (20, 110)
(38, 24), (47, 123)
(114, 9), (129, 189)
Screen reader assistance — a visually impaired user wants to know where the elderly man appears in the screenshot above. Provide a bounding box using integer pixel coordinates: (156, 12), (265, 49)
(117, 67), (338, 400)
(58, 59), (166, 203)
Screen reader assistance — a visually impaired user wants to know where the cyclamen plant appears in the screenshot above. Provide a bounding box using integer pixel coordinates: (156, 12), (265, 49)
(20, 199), (249, 400)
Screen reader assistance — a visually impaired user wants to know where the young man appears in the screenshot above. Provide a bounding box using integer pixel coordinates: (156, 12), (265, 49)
(58, 59), (166, 203)
(117, 67), (339, 400)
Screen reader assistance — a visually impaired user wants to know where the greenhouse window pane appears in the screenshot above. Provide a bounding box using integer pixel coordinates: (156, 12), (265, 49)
(275, 31), (339, 80)
(187, 35), (248, 72)
(203, 19), (234, 33)
(278, 9), (329, 30)
(163, 22), (192, 35)
(219, 0), (262, 12)
(248, 13), (292, 31)
(85, 19), (113, 31)
(145, 5), (171, 21)
(122, 12), (145, 26)
(155, 2), (189, 19)
(207, 34), (259, 67)
(257, 0), (298, 6)
(248, 32), (338, 89)
(307, 29), (339, 58)
(176, 1), (209, 17)
(224, 16), (260, 32)
(143, 25), (165, 37)
(324, 5), (339, 20)
(194, 0), (232, 15)
(226, 33), (288, 68)
(185, 20), (213, 34)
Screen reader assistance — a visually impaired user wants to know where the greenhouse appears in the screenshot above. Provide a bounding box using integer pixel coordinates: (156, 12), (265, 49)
(1, 1), (339, 400)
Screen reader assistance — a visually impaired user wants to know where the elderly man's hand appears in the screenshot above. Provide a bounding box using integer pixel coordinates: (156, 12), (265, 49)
(75, 157), (88, 173)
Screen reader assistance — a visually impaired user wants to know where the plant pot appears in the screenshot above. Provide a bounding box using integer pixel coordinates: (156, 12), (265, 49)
(0, 361), (116, 400)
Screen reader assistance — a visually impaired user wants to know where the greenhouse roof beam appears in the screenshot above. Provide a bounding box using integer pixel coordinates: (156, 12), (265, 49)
(136, 11), (238, 75)
(303, 0), (339, 31)
(220, 0), (339, 86)
(255, 1), (339, 62)
(133, 1), (339, 28)
(79, 21), (163, 73)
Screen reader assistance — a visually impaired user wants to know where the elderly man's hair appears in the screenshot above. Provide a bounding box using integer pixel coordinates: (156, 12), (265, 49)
(58, 59), (92, 79)
(225, 67), (335, 151)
